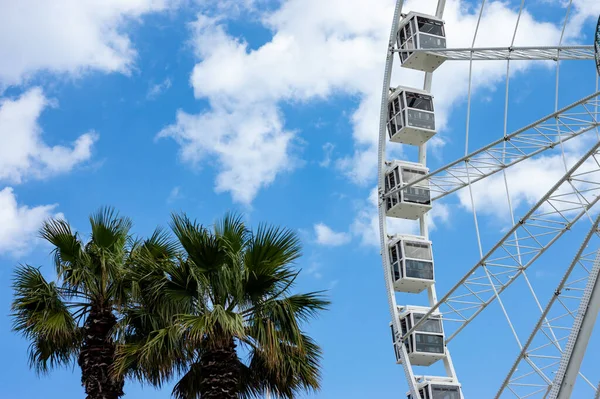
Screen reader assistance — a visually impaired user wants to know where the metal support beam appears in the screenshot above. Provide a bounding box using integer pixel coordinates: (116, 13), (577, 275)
(550, 250), (600, 398)
(496, 216), (600, 398)
(394, 45), (595, 61)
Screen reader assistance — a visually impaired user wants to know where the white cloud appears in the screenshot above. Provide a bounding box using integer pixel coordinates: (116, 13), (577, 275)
(306, 261), (323, 279)
(0, 0), (178, 88)
(319, 142), (335, 167)
(158, 104), (295, 204)
(162, 0), (594, 203)
(0, 187), (61, 257)
(314, 223), (351, 246)
(147, 77), (172, 100)
(0, 87), (97, 184)
(167, 186), (183, 203)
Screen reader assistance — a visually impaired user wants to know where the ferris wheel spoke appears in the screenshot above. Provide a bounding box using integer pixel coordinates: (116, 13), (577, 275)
(393, 45), (596, 61)
(496, 216), (600, 398)
(401, 141), (600, 346)
(383, 92), (600, 201)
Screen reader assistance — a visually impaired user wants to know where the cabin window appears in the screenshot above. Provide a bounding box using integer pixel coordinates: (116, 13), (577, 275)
(415, 333), (444, 353)
(404, 241), (432, 260)
(413, 314), (443, 334)
(431, 385), (460, 399)
(405, 92), (433, 111)
(417, 17), (445, 36)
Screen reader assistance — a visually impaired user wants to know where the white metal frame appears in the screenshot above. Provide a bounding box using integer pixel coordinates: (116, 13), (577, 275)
(378, 1), (600, 398)
(496, 216), (600, 398)
(378, 2), (458, 399)
(594, 17), (600, 75)
(394, 45), (595, 61)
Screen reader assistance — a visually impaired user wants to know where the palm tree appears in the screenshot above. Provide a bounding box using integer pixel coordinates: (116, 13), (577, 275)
(11, 207), (158, 399)
(115, 213), (329, 399)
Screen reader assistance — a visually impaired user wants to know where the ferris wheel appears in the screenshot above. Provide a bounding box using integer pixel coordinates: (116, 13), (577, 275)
(377, 1), (600, 398)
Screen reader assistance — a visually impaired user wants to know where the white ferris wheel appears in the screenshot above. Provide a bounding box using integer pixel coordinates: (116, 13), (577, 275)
(377, 1), (600, 398)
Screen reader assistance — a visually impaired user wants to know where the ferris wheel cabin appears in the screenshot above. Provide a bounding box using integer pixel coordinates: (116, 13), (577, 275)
(391, 305), (446, 367)
(397, 12), (447, 73)
(407, 379), (462, 399)
(385, 161), (432, 220)
(389, 234), (435, 294)
(388, 86), (436, 146)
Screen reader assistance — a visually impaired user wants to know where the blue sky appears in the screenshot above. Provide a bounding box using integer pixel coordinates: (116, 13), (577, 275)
(1, 0), (600, 398)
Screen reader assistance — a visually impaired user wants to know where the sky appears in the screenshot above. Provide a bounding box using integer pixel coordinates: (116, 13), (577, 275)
(1, 0), (600, 398)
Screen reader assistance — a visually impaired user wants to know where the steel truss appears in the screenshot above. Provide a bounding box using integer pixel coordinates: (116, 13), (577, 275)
(496, 216), (600, 398)
(394, 45), (595, 61)
(385, 92), (600, 202)
(402, 140), (600, 342)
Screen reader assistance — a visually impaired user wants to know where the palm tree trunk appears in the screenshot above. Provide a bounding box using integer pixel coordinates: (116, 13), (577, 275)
(199, 338), (240, 399)
(78, 306), (124, 399)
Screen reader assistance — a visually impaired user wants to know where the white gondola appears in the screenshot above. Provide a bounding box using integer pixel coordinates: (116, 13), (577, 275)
(407, 378), (462, 399)
(397, 11), (446, 72)
(391, 305), (446, 367)
(388, 86), (436, 146)
(389, 234), (434, 294)
(385, 161), (432, 220)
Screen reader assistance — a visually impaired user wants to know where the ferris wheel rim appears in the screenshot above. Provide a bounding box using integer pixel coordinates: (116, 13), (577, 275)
(595, 15), (600, 75)
(377, 2), (600, 398)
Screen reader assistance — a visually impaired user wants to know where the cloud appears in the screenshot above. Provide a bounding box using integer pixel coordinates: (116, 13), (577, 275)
(0, 187), (61, 257)
(314, 223), (351, 246)
(162, 0), (594, 204)
(147, 77), (172, 100)
(0, 87), (97, 184)
(0, 0), (178, 88)
(319, 142), (335, 167)
(158, 102), (295, 205)
(167, 186), (183, 203)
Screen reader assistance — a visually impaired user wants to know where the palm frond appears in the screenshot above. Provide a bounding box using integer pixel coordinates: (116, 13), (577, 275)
(114, 324), (189, 386)
(243, 224), (302, 301)
(243, 291), (329, 375)
(39, 218), (84, 280)
(170, 213), (225, 274)
(179, 305), (245, 347)
(172, 362), (202, 399)
(89, 206), (132, 251)
(215, 212), (250, 255)
(129, 258), (196, 321)
(242, 333), (322, 399)
(140, 227), (180, 261)
(11, 265), (80, 373)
